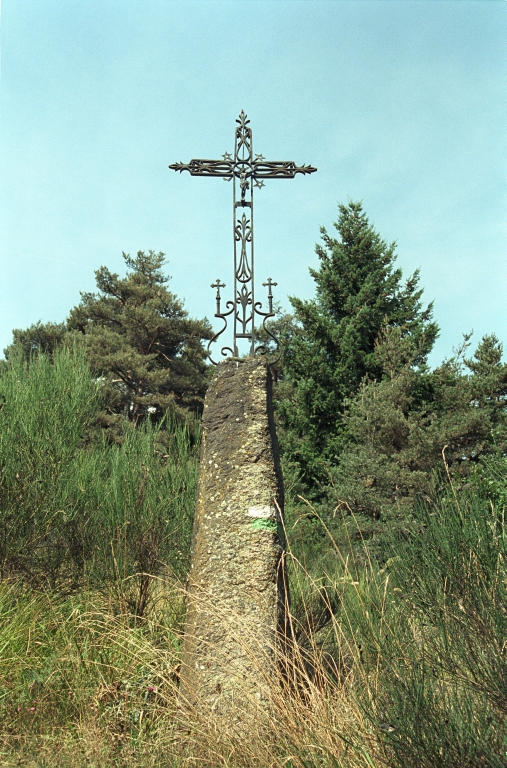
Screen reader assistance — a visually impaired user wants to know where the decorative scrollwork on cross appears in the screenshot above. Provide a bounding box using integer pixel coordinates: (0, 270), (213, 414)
(169, 111), (316, 363)
(235, 214), (252, 282)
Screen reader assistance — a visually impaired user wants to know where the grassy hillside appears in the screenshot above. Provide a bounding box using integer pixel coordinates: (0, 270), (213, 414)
(0, 350), (505, 766)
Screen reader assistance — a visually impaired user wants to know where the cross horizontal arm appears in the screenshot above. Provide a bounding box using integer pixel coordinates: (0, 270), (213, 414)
(169, 159), (234, 178)
(169, 159), (317, 180)
(252, 161), (317, 179)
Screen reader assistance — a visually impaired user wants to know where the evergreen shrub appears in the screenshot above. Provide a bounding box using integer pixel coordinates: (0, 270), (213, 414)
(0, 347), (198, 606)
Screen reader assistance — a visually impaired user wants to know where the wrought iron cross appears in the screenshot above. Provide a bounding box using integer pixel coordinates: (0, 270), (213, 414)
(169, 111), (316, 362)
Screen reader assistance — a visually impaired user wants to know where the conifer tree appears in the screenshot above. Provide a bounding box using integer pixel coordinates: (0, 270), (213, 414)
(465, 334), (507, 444)
(277, 202), (439, 484)
(4, 321), (68, 362)
(67, 251), (212, 425)
(326, 329), (507, 560)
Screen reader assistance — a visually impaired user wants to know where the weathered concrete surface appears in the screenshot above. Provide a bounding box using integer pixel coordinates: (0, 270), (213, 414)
(178, 358), (288, 715)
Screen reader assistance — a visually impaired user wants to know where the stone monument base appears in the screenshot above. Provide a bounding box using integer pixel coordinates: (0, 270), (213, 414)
(178, 358), (289, 717)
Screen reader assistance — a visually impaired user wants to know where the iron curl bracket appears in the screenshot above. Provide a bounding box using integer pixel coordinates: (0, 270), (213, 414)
(253, 278), (280, 363)
(207, 277), (280, 366)
(208, 279), (235, 365)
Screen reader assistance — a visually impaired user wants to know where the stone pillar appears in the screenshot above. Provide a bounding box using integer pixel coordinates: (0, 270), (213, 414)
(178, 358), (288, 715)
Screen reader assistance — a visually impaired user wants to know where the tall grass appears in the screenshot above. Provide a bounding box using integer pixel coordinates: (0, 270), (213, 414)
(285, 473), (507, 768)
(372, 487), (506, 766)
(0, 347), (198, 605)
(2, 479), (504, 767)
(0, 348), (504, 765)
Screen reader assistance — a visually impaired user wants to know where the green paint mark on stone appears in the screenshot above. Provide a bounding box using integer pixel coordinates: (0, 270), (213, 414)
(249, 518), (278, 533)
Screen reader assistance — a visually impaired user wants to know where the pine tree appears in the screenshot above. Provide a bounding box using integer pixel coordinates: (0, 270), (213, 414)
(277, 202), (439, 485)
(465, 334), (507, 449)
(67, 251), (212, 425)
(326, 328), (507, 561)
(4, 321), (68, 361)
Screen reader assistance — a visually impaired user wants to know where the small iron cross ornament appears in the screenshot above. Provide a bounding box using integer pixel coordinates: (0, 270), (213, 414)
(170, 111), (316, 363)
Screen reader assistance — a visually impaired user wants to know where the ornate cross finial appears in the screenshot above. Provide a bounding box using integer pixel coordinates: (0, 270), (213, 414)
(170, 113), (316, 363)
(262, 278), (277, 315)
(211, 279), (226, 314)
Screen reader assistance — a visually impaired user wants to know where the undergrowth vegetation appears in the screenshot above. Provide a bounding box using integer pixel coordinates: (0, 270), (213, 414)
(0, 347), (198, 601)
(0, 348), (505, 766)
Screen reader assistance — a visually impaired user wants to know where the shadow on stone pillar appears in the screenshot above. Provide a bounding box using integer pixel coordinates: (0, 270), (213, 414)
(178, 358), (290, 719)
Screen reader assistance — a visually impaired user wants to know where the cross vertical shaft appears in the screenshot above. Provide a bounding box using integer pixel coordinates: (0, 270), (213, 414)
(233, 112), (256, 356)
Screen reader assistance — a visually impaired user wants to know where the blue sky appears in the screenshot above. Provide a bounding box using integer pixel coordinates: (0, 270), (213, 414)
(0, 0), (505, 365)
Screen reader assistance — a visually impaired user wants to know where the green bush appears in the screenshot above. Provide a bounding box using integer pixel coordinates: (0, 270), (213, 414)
(348, 479), (507, 767)
(0, 347), (198, 605)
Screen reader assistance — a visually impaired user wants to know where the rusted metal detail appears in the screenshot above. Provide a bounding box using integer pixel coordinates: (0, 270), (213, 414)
(169, 112), (316, 361)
